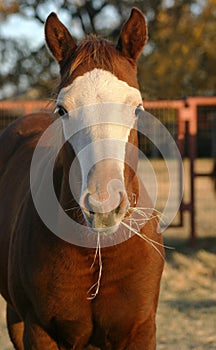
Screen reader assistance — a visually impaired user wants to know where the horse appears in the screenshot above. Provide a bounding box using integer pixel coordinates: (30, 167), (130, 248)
(0, 7), (164, 350)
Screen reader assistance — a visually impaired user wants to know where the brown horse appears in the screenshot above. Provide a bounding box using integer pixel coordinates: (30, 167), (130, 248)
(0, 8), (164, 350)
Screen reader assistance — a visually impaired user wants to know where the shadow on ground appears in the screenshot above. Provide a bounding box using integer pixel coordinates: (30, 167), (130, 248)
(164, 236), (216, 260)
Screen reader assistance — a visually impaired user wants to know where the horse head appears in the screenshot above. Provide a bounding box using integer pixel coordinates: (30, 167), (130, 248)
(45, 8), (147, 235)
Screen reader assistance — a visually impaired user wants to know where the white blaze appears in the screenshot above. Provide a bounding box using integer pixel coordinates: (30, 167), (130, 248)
(57, 69), (143, 203)
(57, 68), (142, 109)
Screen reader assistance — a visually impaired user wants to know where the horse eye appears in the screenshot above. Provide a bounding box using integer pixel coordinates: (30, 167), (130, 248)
(54, 106), (68, 117)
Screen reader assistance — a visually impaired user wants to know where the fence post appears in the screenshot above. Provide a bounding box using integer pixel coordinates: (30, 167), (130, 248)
(179, 101), (197, 246)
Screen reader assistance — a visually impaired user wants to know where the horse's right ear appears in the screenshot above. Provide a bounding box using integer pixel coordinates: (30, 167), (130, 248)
(117, 8), (147, 61)
(45, 13), (77, 65)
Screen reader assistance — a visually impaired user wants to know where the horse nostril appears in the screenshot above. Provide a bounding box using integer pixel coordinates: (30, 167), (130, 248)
(115, 191), (129, 215)
(80, 189), (129, 219)
(80, 191), (92, 215)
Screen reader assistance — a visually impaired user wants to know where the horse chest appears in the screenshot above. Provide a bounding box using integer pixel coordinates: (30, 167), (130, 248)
(55, 252), (145, 348)
(41, 245), (142, 311)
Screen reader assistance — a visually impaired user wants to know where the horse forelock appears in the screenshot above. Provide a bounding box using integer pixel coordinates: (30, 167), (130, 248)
(59, 34), (138, 91)
(70, 35), (116, 73)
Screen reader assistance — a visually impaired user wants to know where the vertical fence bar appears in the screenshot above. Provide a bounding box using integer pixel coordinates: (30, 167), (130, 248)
(179, 102), (197, 246)
(177, 112), (186, 227)
(188, 103), (197, 247)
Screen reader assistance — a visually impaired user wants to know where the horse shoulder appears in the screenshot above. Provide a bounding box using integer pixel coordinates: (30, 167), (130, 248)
(0, 113), (53, 175)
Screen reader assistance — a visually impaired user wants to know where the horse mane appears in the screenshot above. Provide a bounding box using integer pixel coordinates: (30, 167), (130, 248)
(72, 35), (118, 73)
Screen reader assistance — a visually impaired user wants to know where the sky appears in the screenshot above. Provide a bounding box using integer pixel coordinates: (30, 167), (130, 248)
(0, 3), (121, 50)
(1, 14), (44, 50)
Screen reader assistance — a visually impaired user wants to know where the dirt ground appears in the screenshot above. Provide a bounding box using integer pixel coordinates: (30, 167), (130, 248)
(0, 159), (215, 349)
(157, 240), (216, 349)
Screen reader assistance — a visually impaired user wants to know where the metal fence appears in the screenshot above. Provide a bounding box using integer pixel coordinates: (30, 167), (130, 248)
(0, 97), (216, 245)
(0, 101), (53, 132)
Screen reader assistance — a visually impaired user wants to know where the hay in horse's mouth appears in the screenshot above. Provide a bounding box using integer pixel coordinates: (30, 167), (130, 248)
(82, 206), (126, 234)
(87, 223), (120, 235)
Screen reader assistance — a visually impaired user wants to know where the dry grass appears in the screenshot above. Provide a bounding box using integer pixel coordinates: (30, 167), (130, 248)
(0, 159), (215, 349)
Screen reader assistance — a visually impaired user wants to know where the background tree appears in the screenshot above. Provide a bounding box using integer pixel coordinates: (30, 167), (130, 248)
(139, 0), (216, 99)
(0, 0), (215, 100)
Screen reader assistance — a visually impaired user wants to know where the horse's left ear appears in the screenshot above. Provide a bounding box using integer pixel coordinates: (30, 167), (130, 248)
(117, 7), (148, 60)
(45, 13), (77, 66)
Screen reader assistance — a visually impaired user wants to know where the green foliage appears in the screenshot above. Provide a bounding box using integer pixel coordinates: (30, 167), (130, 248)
(139, 0), (216, 99)
(0, 0), (215, 99)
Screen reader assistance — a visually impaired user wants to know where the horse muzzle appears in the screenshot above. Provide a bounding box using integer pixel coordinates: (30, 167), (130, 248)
(79, 161), (130, 233)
